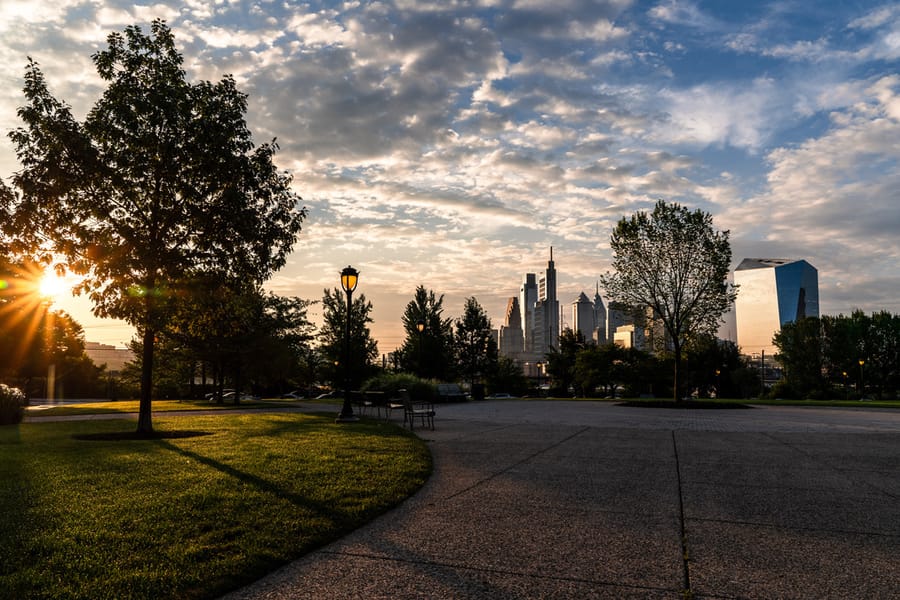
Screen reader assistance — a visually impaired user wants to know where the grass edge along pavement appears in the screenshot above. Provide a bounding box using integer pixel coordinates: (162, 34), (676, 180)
(0, 412), (431, 600)
(24, 398), (321, 418)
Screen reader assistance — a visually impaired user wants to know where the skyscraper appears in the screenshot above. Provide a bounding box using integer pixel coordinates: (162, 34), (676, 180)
(572, 292), (594, 342)
(499, 297), (525, 357)
(534, 248), (559, 353)
(592, 283), (606, 344)
(519, 273), (537, 353)
(734, 258), (819, 356)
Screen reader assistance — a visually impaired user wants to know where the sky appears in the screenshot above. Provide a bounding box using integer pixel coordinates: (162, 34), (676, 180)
(1, 0), (899, 354)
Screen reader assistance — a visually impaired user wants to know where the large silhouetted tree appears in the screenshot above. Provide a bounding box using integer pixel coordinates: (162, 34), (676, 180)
(6, 21), (305, 432)
(454, 297), (498, 389)
(601, 200), (736, 402)
(398, 286), (454, 380)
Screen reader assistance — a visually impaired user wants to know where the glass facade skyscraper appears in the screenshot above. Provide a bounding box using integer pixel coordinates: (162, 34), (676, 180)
(734, 258), (819, 356)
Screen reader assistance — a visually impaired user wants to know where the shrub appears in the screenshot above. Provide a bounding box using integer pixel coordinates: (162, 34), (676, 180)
(362, 373), (436, 402)
(0, 384), (26, 425)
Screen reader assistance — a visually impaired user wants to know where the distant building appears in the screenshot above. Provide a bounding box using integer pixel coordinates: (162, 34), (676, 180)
(733, 258), (819, 356)
(613, 323), (645, 349)
(592, 284), (606, 344)
(499, 297), (525, 358)
(606, 301), (631, 345)
(533, 248), (560, 354)
(84, 342), (134, 373)
(519, 273), (538, 353)
(572, 292), (594, 343)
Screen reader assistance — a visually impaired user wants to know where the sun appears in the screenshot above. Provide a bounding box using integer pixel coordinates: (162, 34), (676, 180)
(39, 269), (74, 303)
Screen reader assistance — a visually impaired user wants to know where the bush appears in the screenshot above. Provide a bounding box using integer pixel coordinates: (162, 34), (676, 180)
(0, 384), (26, 425)
(362, 373), (436, 402)
(768, 380), (798, 400)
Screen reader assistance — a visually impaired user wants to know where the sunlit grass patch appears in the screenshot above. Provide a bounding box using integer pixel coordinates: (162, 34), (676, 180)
(0, 413), (431, 599)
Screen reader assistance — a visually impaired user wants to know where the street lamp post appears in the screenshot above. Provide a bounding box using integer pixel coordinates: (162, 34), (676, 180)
(858, 359), (865, 399)
(337, 265), (359, 423)
(416, 320), (425, 378)
(536, 361), (543, 396)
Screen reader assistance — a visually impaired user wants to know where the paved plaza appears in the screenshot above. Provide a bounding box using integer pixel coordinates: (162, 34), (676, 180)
(222, 401), (900, 599)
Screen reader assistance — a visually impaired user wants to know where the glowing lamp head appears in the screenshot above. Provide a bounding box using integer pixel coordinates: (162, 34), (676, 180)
(416, 320), (425, 333)
(340, 265), (359, 293)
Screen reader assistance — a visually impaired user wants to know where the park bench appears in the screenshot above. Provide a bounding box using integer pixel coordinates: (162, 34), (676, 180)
(435, 383), (466, 403)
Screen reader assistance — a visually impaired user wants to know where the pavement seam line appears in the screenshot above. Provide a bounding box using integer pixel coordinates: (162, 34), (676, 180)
(317, 549), (679, 595)
(671, 430), (693, 598)
(442, 426), (591, 501)
(685, 516), (900, 538)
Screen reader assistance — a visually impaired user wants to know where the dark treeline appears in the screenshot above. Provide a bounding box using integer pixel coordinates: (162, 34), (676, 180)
(773, 310), (900, 400)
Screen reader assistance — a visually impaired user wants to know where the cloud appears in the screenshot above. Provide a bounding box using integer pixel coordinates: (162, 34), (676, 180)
(723, 74), (900, 313)
(649, 0), (718, 30)
(652, 78), (784, 150)
(1, 1), (899, 347)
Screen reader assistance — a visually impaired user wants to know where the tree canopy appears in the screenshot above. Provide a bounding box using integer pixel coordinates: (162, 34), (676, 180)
(6, 21), (305, 431)
(319, 287), (379, 391)
(453, 297), (498, 388)
(398, 286), (454, 380)
(600, 200), (736, 401)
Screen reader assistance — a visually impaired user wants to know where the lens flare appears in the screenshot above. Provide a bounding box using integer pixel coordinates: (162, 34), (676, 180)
(39, 271), (70, 300)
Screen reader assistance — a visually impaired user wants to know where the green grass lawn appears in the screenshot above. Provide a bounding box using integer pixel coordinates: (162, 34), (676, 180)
(0, 413), (431, 599)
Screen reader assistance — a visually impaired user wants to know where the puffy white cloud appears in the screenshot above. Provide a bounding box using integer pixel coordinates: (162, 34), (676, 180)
(1, 1), (899, 346)
(653, 78), (783, 150)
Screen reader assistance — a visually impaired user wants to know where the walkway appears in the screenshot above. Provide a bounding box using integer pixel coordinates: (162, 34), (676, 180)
(221, 401), (900, 599)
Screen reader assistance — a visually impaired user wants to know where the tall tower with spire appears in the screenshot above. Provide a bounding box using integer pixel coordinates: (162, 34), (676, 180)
(534, 247), (560, 353)
(519, 273), (537, 353)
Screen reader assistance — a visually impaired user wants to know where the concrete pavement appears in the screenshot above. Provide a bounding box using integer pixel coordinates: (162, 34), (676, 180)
(221, 401), (900, 599)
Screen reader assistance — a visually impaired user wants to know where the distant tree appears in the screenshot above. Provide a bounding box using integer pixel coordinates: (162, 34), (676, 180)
(773, 317), (825, 399)
(684, 335), (743, 398)
(130, 285), (316, 400)
(545, 328), (584, 396)
(319, 288), (378, 391)
(865, 311), (900, 398)
(244, 294), (317, 395)
(6, 21), (305, 432)
(486, 356), (528, 396)
(822, 310), (900, 399)
(454, 297), (498, 390)
(601, 200), (737, 402)
(0, 258), (104, 398)
(573, 342), (625, 398)
(398, 286), (454, 380)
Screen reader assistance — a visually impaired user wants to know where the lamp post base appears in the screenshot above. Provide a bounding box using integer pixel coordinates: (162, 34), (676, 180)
(336, 395), (358, 423)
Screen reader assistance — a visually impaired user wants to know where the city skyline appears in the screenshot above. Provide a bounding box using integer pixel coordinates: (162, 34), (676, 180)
(1, 2), (898, 353)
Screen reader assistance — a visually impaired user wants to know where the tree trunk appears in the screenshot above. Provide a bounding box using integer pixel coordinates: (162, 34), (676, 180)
(137, 325), (155, 433)
(673, 342), (681, 404)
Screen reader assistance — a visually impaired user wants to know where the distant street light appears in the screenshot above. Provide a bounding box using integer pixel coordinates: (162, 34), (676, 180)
(336, 265), (359, 423)
(416, 320), (425, 378)
(858, 358), (865, 398)
(536, 361), (543, 396)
